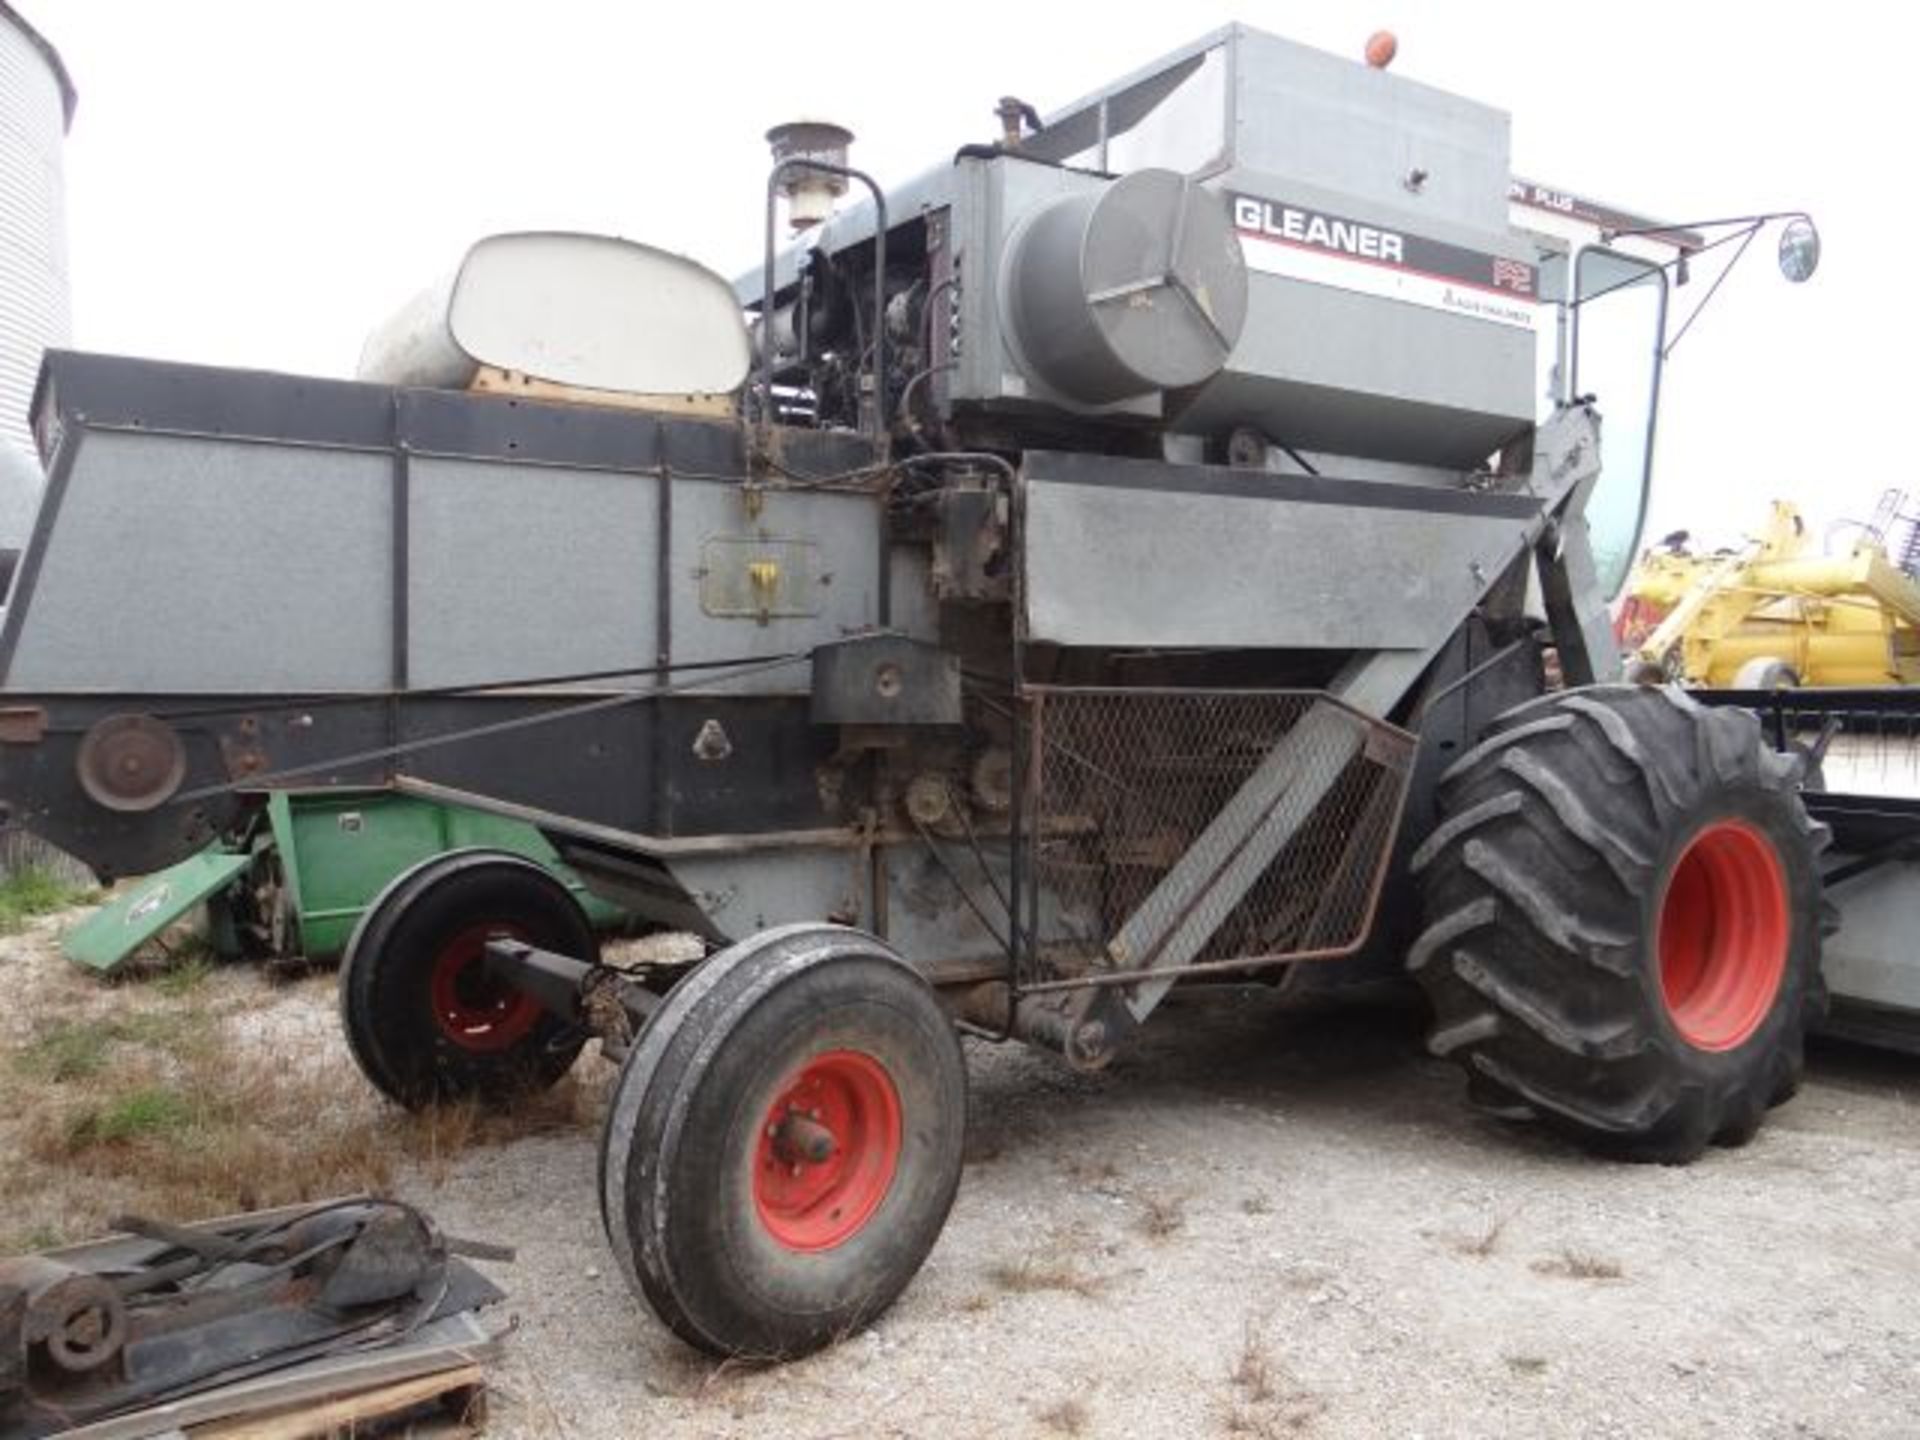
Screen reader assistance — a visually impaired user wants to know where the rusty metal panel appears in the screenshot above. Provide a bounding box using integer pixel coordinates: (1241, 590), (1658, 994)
(810, 633), (961, 727)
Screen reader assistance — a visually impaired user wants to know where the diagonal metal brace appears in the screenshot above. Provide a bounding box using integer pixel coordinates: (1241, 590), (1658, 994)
(1109, 701), (1369, 1022)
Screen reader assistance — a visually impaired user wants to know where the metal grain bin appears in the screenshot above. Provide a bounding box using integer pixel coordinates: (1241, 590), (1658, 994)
(0, 3), (77, 882)
(0, 2), (75, 464)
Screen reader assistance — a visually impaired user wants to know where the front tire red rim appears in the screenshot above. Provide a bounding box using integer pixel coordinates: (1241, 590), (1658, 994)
(753, 1050), (902, 1252)
(428, 922), (542, 1052)
(1656, 819), (1790, 1051)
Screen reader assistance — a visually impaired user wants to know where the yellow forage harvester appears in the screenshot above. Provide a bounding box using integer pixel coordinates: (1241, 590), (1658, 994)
(1620, 493), (1920, 688)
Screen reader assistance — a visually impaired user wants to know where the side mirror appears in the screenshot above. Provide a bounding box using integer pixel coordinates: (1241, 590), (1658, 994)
(1777, 217), (1820, 282)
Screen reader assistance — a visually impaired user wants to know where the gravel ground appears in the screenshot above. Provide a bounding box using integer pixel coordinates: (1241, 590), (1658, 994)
(7, 918), (1919, 1438)
(414, 987), (1920, 1440)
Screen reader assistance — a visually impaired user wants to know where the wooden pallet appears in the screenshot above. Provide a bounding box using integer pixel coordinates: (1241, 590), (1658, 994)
(188, 1363), (486, 1439)
(64, 1313), (503, 1440)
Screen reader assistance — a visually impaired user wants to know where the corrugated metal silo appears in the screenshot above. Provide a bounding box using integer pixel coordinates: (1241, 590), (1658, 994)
(0, 1), (75, 470)
(0, 4), (83, 880)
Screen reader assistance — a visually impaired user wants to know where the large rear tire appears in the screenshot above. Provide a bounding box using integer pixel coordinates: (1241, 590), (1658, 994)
(1409, 685), (1827, 1163)
(340, 850), (593, 1109)
(599, 924), (966, 1359)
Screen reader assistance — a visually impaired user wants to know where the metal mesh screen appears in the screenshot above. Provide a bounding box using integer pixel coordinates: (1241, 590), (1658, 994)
(1022, 688), (1412, 984)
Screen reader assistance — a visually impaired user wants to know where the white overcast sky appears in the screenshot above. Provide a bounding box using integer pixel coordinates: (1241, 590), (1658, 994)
(25, 1), (1917, 546)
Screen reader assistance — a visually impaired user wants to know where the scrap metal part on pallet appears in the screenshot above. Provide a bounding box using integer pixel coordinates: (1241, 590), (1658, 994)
(0, 1199), (508, 1438)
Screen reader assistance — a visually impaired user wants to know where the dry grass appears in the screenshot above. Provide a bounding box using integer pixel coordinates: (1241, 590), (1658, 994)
(1222, 1405), (1319, 1438)
(1135, 1191), (1187, 1239)
(1231, 1317), (1278, 1403)
(151, 950), (215, 998)
(986, 1253), (1107, 1299)
(1531, 1248), (1624, 1281)
(0, 955), (610, 1255)
(101, 929), (220, 989)
(395, 1072), (609, 1185)
(1222, 1316), (1323, 1435)
(15, 1012), (197, 1083)
(1060, 1155), (1122, 1185)
(1451, 1212), (1512, 1259)
(1038, 1397), (1091, 1435)
(6, 1017), (382, 1249)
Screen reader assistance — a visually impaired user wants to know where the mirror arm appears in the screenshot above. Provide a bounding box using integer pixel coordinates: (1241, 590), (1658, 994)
(1659, 221), (1761, 359)
(1573, 209), (1815, 315)
(1602, 209), (1812, 243)
(1570, 223), (1742, 311)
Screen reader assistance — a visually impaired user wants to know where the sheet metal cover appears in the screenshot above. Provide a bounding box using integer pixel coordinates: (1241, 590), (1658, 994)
(450, 232), (751, 395)
(62, 847), (250, 973)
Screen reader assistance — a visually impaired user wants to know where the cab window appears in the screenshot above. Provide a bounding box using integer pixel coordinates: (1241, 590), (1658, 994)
(1572, 248), (1669, 597)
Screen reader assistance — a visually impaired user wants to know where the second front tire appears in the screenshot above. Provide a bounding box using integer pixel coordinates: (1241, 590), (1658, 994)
(599, 924), (967, 1359)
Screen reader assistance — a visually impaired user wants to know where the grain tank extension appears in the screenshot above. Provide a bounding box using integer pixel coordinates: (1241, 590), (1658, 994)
(0, 24), (1838, 1363)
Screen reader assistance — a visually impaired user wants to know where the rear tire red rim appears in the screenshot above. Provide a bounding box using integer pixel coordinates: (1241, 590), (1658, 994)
(753, 1050), (902, 1253)
(428, 922), (542, 1053)
(1656, 819), (1790, 1051)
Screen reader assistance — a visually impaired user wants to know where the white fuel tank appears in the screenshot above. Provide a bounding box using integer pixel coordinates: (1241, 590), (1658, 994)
(359, 232), (751, 399)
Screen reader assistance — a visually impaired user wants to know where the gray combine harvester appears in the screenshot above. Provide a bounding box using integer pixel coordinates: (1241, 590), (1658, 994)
(0, 24), (1867, 1359)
